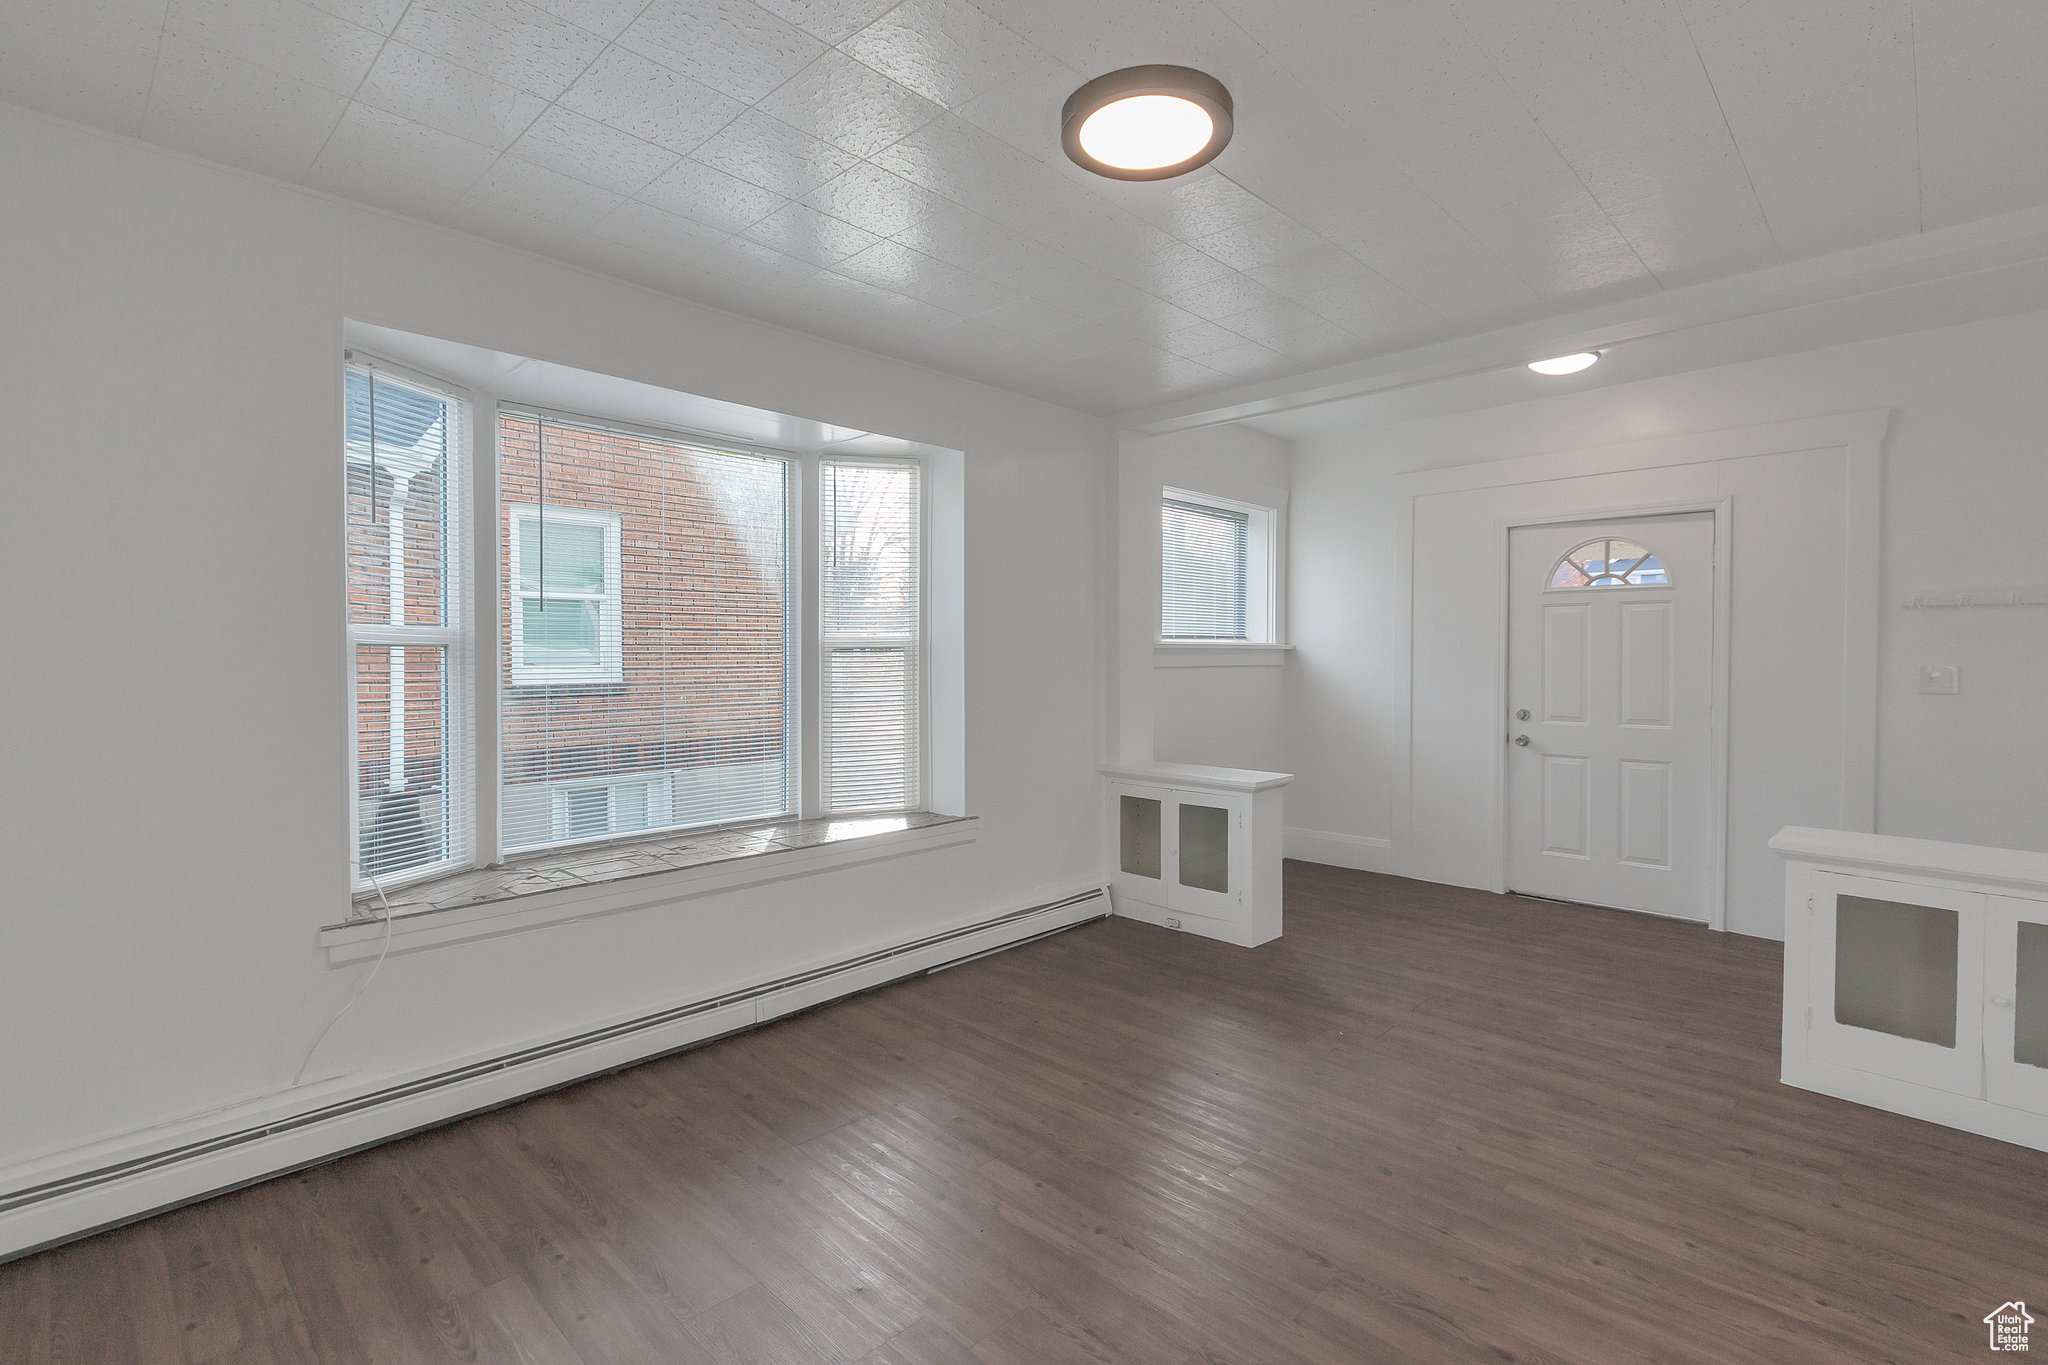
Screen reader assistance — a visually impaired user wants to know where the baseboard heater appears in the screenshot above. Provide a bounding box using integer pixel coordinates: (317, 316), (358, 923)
(0, 887), (1108, 1261)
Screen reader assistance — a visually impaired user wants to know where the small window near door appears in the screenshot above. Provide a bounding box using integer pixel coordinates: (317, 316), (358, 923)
(1548, 537), (1670, 589)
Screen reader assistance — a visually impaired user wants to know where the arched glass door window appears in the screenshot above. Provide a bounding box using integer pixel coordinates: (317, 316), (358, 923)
(1548, 538), (1670, 589)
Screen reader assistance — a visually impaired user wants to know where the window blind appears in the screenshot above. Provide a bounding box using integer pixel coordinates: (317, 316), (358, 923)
(344, 363), (467, 885)
(1161, 496), (1249, 640)
(820, 460), (922, 812)
(498, 411), (792, 852)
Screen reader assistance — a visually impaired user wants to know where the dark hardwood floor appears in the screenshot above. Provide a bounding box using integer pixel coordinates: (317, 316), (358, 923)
(5, 864), (2045, 1362)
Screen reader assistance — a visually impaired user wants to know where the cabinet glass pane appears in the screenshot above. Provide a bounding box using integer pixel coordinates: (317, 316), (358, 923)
(2016, 922), (2048, 1069)
(1833, 895), (1958, 1048)
(1179, 802), (1230, 894)
(1119, 796), (1161, 880)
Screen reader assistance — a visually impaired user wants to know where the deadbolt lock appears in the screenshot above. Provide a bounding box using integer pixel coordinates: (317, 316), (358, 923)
(1515, 708), (1531, 721)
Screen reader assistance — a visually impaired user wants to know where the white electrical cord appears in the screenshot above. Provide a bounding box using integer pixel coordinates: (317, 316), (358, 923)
(293, 864), (396, 1088)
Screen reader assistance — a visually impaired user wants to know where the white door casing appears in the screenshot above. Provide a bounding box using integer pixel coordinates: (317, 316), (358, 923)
(1505, 512), (1715, 921)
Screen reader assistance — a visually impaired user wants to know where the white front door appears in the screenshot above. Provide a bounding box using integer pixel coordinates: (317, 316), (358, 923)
(1505, 512), (1715, 921)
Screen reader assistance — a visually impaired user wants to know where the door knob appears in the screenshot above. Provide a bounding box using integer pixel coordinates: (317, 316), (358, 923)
(1512, 734), (1530, 747)
(1515, 708), (1530, 721)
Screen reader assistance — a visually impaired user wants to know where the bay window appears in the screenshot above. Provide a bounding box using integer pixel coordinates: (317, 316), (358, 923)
(343, 354), (928, 897)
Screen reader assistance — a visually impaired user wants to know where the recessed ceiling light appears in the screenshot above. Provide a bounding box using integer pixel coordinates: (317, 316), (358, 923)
(1528, 351), (1600, 376)
(1062, 65), (1233, 181)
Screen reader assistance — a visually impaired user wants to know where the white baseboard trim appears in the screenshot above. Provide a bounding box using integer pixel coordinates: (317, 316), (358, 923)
(1781, 1058), (2048, 1155)
(1285, 827), (1399, 874)
(0, 886), (1108, 1263)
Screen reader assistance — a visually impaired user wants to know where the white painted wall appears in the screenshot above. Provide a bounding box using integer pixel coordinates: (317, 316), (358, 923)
(1120, 425), (1293, 773)
(1286, 309), (2048, 938)
(0, 108), (1109, 1172)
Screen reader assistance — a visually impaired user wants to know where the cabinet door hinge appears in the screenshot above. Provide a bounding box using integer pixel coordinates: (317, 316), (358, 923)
(1804, 1006), (1813, 1030)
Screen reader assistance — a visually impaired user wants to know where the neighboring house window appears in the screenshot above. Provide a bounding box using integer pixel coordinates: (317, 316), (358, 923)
(1161, 489), (1277, 643)
(507, 505), (623, 686)
(341, 358), (932, 896)
(344, 362), (467, 886)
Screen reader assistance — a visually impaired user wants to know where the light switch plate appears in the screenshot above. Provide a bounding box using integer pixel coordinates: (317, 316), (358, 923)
(1920, 663), (1961, 695)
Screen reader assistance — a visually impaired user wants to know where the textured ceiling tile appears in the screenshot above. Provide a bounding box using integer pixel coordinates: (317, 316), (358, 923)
(1196, 338), (1294, 379)
(868, 113), (1045, 213)
(554, 234), (696, 293)
(740, 202), (881, 267)
(142, 34), (348, 181)
(556, 47), (746, 158)
(306, 108), (503, 217)
(316, 100), (499, 188)
(1912, 1), (2048, 228)
(356, 40), (549, 151)
(800, 162), (947, 236)
(505, 105), (679, 196)
(636, 158), (789, 233)
(892, 205), (1078, 287)
(1446, 0), (1774, 286)
(304, 0), (407, 33)
(393, 0), (609, 100)
(690, 109), (859, 197)
(454, 155), (626, 229)
(948, 49), (1087, 163)
(694, 234), (826, 293)
(585, 199), (732, 260)
(975, 0), (1262, 76)
(524, 0), (645, 40)
(751, 0), (900, 44)
(832, 240), (1017, 315)
(1193, 211), (1333, 273)
(1117, 171), (1275, 242)
(618, 0), (826, 104)
(839, 0), (1048, 108)
(1565, 129), (1777, 285)
(1675, 0), (1918, 257)
(437, 197), (581, 253)
(0, 2), (160, 135)
(976, 295), (1083, 338)
(756, 50), (944, 158)
(163, 0), (384, 97)
(1162, 270), (1289, 323)
(1213, 300), (1355, 355)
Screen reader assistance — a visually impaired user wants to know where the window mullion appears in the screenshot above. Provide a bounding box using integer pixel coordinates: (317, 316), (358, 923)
(798, 451), (822, 819)
(472, 396), (503, 868)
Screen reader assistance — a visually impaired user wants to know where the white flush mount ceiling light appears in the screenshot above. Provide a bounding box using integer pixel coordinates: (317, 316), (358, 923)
(1062, 65), (1234, 181)
(1528, 351), (1601, 376)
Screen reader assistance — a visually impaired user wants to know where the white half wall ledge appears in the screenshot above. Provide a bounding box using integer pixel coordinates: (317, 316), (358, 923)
(1770, 826), (2048, 895)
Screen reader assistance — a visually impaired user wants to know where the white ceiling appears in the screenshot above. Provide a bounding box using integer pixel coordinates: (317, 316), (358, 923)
(6, 0), (2047, 415)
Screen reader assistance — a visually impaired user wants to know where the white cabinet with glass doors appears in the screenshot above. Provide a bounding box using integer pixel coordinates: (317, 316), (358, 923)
(1774, 826), (2048, 1153)
(1105, 763), (1291, 947)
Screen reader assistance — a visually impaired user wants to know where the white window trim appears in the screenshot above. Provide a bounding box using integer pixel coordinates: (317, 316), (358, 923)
(1159, 485), (1283, 649)
(342, 363), (934, 918)
(817, 454), (929, 815)
(506, 503), (624, 687)
(344, 353), (474, 896)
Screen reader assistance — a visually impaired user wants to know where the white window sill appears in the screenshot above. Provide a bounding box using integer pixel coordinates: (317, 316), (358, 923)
(1153, 642), (1293, 668)
(320, 812), (978, 964)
